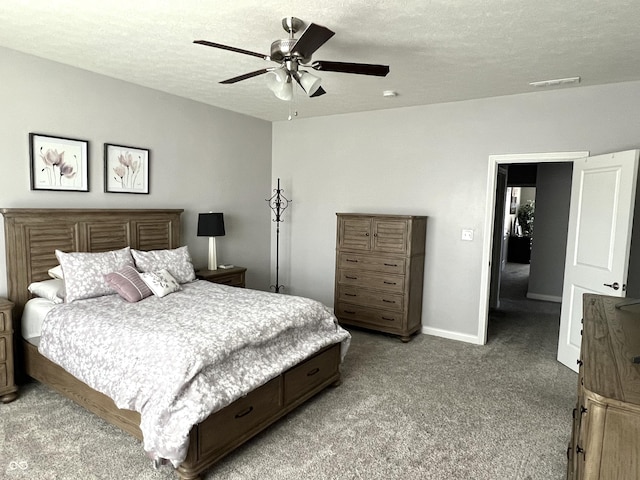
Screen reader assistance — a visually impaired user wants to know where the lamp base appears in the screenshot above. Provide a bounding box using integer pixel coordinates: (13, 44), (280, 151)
(208, 237), (218, 270)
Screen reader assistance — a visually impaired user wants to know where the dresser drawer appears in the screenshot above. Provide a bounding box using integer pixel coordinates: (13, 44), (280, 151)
(336, 302), (404, 331)
(0, 363), (6, 388)
(337, 270), (405, 293)
(210, 273), (244, 287)
(0, 311), (5, 332)
(196, 267), (246, 288)
(338, 253), (405, 275)
(284, 344), (340, 405)
(337, 285), (404, 312)
(198, 376), (282, 457)
(0, 336), (6, 362)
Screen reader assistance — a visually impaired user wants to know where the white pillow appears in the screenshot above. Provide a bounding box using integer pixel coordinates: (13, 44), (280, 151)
(132, 246), (195, 284)
(28, 279), (65, 304)
(56, 247), (134, 303)
(140, 269), (181, 298)
(48, 265), (64, 279)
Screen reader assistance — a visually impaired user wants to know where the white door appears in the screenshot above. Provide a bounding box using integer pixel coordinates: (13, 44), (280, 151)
(557, 150), (639, 371)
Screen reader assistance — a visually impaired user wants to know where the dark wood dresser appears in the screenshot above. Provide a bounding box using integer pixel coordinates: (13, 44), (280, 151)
(333, 213), (427, 342)
(567, 294), (640, 479)
(0, 298), (17, 403)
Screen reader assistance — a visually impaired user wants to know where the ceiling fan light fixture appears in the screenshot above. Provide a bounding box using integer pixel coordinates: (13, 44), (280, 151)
(266, 68), (293, 101)
(196, 16), (389, 101)
(295, 70), (322, 96)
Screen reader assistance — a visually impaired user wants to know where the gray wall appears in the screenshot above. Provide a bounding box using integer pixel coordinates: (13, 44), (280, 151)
(626, 185), (640, 298)
(527, 163), (573, 301)
(6, 45), (640, 343)
(0, 46), (273, 297)
(272, 80), (640, 342)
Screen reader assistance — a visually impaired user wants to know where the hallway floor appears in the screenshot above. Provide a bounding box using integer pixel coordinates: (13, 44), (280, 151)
(488, 262), (562, 355)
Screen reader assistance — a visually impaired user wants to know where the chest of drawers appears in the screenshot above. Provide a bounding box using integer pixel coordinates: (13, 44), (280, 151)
(334, 213), (427, 342)
(567, 294), (640, 479)
(0, 298), (17, 403)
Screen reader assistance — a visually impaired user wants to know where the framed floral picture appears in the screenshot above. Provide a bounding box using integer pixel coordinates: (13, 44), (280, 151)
(104, 143), (150, 194)
(29, 133), (89, 191)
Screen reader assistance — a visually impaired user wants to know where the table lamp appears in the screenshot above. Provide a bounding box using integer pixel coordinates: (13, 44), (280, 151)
(197, 212), (225, 270)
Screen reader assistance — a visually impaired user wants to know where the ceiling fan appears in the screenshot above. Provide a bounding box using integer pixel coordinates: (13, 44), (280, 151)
(194, 17), (390, 101)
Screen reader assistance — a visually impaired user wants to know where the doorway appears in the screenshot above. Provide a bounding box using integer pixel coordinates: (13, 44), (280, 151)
(489, 165), (537, 311)
(495, 182), (537, 312)
(478, 151), (589, 344)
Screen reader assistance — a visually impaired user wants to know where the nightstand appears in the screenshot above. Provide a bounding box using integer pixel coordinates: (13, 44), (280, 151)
(0, 298), (17, 404)
(196, 266), (247, 288)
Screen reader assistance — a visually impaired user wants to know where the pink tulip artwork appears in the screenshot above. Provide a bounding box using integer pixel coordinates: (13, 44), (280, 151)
(29, 133), (89, 191)
(104, 143), (149, 194)
(39, 148), (78, 186)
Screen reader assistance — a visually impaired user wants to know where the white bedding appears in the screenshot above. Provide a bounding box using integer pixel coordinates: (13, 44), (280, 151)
(38, 280), (351, 466)
(22, 297), (57, 345)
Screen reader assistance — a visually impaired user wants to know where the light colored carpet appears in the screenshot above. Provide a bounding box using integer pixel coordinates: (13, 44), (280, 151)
(1, 264), (577, 479)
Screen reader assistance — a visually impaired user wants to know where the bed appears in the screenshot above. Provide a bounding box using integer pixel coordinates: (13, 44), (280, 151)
(2, 208), (349, 480)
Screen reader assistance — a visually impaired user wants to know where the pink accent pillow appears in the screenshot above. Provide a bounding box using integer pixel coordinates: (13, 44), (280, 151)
(104, 265), (152, 303)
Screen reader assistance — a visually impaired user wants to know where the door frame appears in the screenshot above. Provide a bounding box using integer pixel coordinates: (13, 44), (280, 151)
(477, 151), (589, 344)
(489, 166), (508, 310)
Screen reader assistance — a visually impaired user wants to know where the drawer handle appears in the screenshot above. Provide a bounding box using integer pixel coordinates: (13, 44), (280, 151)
(364, 233), (369, 236)
(576, 445), (584, 455)
(346, 275), (358, 280)
(384, 263), (398, 267)
(382, 299), (396, 303)
(346, 259), (358, 263)
(577, 359), (583, 367)
(345, 293), (357, 297)
(580, 405), (587, 415)
(382, 316), (395, 321)
(307, 367), (320, 377)
(234, 406), (254, 419)
(383, 281), (397, 285)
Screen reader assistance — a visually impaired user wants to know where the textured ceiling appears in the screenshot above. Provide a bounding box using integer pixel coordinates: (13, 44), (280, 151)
(2, 1), (640, 121)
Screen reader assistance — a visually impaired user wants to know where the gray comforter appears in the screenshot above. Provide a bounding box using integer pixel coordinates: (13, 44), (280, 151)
(38, 280), (351, 466)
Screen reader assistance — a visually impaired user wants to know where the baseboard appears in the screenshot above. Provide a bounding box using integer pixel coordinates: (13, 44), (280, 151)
(421, 326), (483, 345)
(526, 292), (562, 303)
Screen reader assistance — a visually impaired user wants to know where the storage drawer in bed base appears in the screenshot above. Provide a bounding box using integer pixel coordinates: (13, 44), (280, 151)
(184, 343), (342, 477)
(24, 339), (342, 480)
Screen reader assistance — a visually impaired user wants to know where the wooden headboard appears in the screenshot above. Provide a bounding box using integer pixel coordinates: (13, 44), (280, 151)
(2, 208), (183, 318)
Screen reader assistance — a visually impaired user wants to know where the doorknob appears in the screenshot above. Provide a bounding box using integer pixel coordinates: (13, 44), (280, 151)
(604, 282), (620, 290)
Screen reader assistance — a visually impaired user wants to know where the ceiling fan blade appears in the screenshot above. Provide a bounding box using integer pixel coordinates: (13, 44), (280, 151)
(291, 23), (335, 58)
(311, 61), (390, 77)
(194, 40), (269, 60)
(310, 86), (326, 98)
(220, 69), (270, 84)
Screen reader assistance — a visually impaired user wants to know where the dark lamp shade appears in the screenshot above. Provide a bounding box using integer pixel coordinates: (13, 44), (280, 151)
(197, 213), (225, 237)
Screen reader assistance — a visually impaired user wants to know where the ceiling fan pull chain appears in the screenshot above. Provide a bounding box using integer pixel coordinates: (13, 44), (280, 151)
(288, 95), (298, 121)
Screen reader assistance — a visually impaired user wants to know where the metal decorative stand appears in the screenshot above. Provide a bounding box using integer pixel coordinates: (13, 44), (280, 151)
(266, 178), (291, 293)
